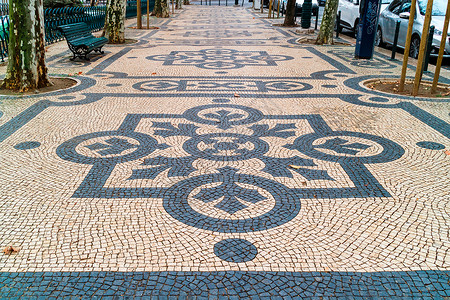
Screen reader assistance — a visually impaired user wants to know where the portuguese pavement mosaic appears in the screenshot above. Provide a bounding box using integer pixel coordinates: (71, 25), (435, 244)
(0, 4), (449, 298)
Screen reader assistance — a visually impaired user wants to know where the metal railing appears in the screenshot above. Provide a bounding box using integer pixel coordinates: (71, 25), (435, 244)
(0, 1), (153, 61)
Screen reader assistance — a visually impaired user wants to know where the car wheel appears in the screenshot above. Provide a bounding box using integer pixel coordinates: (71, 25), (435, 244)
(354, 19), (360, 38)
(375, 27), (385, 47)
(409, 35), (420, 59)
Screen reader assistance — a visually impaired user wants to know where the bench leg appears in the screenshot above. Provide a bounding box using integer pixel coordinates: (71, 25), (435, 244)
(95, 47), (105, 54)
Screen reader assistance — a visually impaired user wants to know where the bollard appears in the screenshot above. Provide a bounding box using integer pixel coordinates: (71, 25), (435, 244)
(226, 0), (227, 5)
(315, 11), (319, 30)
(390, 20), (400, 60)
(235, 0), (238, 5)
(219, 0), (220, 5)
(423, 25), (435, 72)
(336, 11), (341, 38)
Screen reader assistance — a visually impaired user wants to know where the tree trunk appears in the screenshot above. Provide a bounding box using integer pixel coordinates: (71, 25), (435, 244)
(1, 0), (51, 92)
(90, 0), (96, 6)
(105, 0), (127, 44)
(283, 0), (297, 26)
(153, 0), (170, 18)
(183, 0), (189, 5)
(315, 0), (339, 45)
(176, 0), (182, 9)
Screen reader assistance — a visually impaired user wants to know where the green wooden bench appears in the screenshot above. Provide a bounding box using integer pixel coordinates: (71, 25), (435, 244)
(57, 22), (108, 61)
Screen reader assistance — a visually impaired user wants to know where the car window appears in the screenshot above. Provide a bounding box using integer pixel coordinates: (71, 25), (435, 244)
(388, 0), (403, 14)
(399, 0), (411, 13)
(418, 0), (447, 16)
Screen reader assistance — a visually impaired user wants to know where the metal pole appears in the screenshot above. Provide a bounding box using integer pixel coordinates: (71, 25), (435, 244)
(432, 0), (450, 93)
(137, 0), (142, 29)
(412, 0), (434, 96)
(390, 20), (400, 60)
(399, 0), (417, 92)
(336, 11), (341, 38)
(277, 0), (280, 18)
(423, 25), (435, 72)
(268, 0), (273, 18)
(147, 0), (149, 29)
(314, 11), (318, 29)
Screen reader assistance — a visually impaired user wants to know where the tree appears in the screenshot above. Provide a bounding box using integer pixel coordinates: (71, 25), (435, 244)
(283, 0), (297, 26)
(315, 0), (339, 44)
(153, 0), (169, 17)
(104, 0), (127, 44)
(1, 0), (51, 92)
(176, 0), (182, 9)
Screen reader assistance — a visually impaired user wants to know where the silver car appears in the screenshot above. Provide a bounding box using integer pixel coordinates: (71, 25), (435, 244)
(376, 0), (450, 58)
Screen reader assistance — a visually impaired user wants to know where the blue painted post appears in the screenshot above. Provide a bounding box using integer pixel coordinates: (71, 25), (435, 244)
(390, 20), (400, 60)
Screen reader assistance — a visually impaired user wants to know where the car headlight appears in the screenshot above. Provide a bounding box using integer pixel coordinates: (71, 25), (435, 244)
(434, 29), (443, 36)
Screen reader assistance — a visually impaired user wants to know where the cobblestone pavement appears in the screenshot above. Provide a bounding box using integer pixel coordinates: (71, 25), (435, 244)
(1, 4), (450, 298)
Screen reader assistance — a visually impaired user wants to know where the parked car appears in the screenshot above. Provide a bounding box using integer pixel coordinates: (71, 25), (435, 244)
(280, 0), (319, 16)
(337, 0), (392, 37)
(376, 0), (450, 58)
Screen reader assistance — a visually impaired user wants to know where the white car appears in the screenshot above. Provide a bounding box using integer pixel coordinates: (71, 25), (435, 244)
(376, 0), (450, 58)
(280, 0), (319, 17)
(337, 0), (392, 37)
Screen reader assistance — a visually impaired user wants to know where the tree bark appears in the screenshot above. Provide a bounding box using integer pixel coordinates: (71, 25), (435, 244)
(315, 0), (339, 45)
(105, 0), (126, 43)
(176, 0), (182, 9)
(283, 0), (297, 26)
(2, 0), (51, 92)
(153, 0), (169, 18)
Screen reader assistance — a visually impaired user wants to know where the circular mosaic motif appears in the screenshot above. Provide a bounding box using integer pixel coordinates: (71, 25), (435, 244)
(56, 131), (158, 164)
(133, 80), (180, 92)
(291, 131), (405, 164)
(214, 239), (258, 263)
(263, 81), (312, 92)
(163, 168), (301, 233)
(183, 133), (269, 161)
(183, 104), (264, 129)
